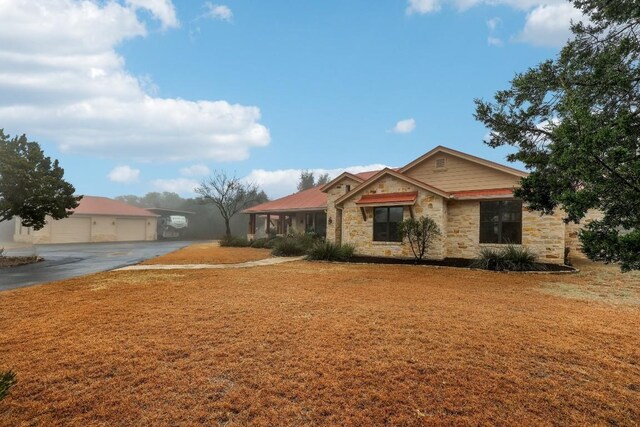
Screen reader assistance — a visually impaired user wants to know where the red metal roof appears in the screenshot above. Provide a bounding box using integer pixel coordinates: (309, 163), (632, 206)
(243, 186), (328, 213)
(356, 191), (418, 205)
(451, 188), (514, 200)
(72, 196), (158, 217)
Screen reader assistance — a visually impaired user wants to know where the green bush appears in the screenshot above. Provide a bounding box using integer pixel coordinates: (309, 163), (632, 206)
(0, 370), (16, 401)
(307, 241), (356, 261)
(219, 235), (250, 247)
(471, 245), (544, 271)
(249, 237), (269, 248)
(263, 236), (284, 249)
(271, 238), (307, 257)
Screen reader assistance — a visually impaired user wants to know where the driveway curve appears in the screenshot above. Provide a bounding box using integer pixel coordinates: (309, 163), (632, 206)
(0, 241), (191, 291)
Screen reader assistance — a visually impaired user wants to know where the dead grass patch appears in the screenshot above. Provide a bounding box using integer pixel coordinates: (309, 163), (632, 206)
(0, 261), (638, 426)
(141, 241), (271, 265)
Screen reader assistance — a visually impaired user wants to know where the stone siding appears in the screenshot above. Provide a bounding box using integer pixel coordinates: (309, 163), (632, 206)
(446, 200), (566, 264)
(326, 177), (361, 244)
(564, 210), (605, 261)
(339, 175), (446, 259)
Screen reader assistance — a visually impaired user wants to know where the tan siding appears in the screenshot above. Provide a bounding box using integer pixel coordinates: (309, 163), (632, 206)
(404, 152), (522, 192)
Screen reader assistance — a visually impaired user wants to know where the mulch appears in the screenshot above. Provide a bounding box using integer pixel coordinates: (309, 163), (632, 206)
(0, 256), (42, 269)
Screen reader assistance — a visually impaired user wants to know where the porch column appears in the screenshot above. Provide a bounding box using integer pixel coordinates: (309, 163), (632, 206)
(266, 214), (271, 234)
(248, 214), (256, 234)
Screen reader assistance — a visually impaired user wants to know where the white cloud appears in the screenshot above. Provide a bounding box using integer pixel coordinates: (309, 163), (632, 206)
(391, 118), (416, 134)
(108, 165), (141, 183)
(0, 0), (269, 162)
(180, 164), (211, 177)
(406, 0), (441, 15)
(152, 178), (200, 195)
(487, 17), (501, 31)
(406, 0), (585, 48)
(125, 0), (179, 29)
(516, 3), (584, 47)
(203, 3), (233, 22)
(244, 164), (391, 199)
(488, 36), (503, 46)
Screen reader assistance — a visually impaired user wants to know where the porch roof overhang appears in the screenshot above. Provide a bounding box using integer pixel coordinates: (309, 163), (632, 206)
(355, 191), (418, 206)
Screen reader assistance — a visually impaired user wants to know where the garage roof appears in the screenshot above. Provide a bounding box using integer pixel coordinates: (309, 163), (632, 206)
(72, 196), (158, 217)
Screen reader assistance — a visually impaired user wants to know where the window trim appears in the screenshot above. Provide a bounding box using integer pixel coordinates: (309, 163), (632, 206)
(373, 206), (404, 242)
(479, 199), (523, 245)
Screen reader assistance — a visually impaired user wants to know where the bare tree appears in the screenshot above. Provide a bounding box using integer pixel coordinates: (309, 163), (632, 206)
(196, 171), (266, 237)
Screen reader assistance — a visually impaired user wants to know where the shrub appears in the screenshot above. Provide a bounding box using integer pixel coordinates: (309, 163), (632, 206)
(271, 238), (306, 257)
(0, 370), (16, 401)
(307, 241), (356, 261)
(263, 236), (284, 249)
(250, 237), (269, 248)
(398, 216), (441, 262)
(219, 235), (250, 247)
(471, 245), (545, 271)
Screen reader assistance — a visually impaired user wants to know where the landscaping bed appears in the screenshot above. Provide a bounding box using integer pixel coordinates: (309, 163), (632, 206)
(344, 256), (576, 272)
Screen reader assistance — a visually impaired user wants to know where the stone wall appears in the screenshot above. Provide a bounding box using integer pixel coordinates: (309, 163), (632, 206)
(326, 177), (361, 244)
(339, 175), (446, 259)
(446, 200), (566, 264)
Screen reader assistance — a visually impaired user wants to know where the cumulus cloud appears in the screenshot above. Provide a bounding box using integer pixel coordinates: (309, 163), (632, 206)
(516, 3), (584, 47)
(152, 178), (200, 195)
(108, 165), (141, 183)
(406, 0), (585, 48)
(202, 2), (233, 22)
(0, 0), (269, 162)
(244, 164), (391, 199)
(391, 118), (416, 134)
(125, 0), (179, 29)
(180, 164), (211, 177)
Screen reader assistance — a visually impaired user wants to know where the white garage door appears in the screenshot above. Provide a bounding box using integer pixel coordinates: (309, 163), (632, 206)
(116, 218), (147, 241)
(50, 217), (92, 243)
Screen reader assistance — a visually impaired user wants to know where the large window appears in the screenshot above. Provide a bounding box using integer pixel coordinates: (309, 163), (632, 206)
(373, 206), (404, 242)
(480, 200), (522, 244)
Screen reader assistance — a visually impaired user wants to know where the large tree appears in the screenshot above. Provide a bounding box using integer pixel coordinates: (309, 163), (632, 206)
(0, 130), (80, 230)
(297, 170), (331, 191)
(196, 171), (268, 237)
(474, 0), (640, 271)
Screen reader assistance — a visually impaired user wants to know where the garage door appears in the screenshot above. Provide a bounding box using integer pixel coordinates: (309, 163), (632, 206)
(116, 218), (147, 241)
(50, 217), (92, 243)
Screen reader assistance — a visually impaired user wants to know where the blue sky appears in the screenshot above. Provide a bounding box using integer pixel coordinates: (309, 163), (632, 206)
(0, 0), (581, 198)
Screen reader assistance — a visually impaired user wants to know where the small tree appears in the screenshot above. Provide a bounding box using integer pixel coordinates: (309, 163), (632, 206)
(0, 130), (80, 230)
(195, 170), (267, 237)
(0, 369), (16, 401)
(398, 216), (441, 262)
(297, 170), (316, 191)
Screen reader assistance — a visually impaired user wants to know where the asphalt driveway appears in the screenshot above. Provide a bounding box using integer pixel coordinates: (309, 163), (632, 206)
(0, 241), (192, 291)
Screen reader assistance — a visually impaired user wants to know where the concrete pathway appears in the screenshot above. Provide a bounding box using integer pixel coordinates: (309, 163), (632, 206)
(114, 256), (305, 271)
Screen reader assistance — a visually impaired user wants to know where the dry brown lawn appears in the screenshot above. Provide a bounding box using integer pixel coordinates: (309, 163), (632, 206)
(0, 256), (639, 426)
(141, 241), (272, 265)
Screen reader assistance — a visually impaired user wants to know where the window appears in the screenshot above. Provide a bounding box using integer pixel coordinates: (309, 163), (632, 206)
(373, 206), (404, 242)
(345, 184), (351, 193)
(480, 200), (522, 244)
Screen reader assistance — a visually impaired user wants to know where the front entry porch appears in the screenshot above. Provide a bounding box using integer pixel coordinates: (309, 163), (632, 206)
(247, 210), (327, 240)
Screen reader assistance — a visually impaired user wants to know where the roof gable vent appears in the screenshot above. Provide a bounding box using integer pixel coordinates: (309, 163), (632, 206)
(435, 158), (446, 169)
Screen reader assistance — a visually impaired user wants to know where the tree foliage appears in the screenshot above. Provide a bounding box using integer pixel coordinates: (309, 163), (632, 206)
(297, 170), (331, 191)
(0, 130), (80, 230)
(474, 0), (640, 271)
(196, 171), (268, 237)
(398, 216), (441, 262)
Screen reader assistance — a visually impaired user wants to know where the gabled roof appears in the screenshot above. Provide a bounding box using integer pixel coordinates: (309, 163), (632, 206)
(72, 196), (158, 217)
(399, 145), (528, 177)
(320, 169), (386, 192)
(243, 185), (327, 214)
(319, 172), (364, 192)
(335, 168), (450, 206)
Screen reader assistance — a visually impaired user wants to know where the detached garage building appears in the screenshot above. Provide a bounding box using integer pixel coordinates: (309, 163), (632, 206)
(14, 196), (158, 244)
